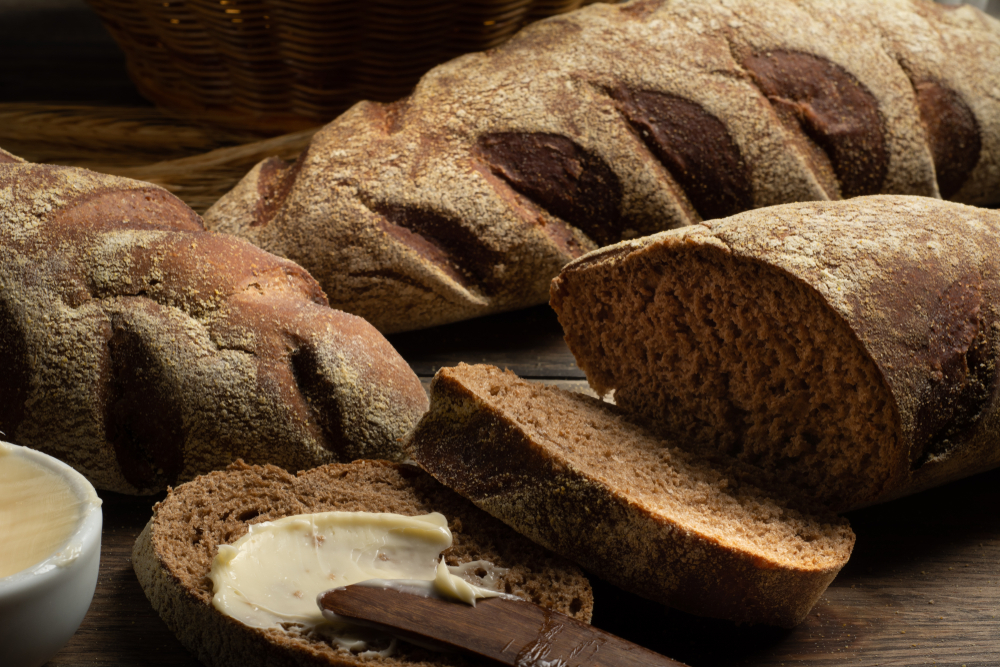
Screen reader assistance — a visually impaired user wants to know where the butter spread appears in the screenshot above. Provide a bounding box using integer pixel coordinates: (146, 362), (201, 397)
(0, 442), (102, 579)
(348, 559), (506, 606)
(209, 511), (506, 654)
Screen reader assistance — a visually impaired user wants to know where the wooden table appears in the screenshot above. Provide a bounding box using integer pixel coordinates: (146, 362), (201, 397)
(7, 2), (999, 665)
(46, 306), (1000, 667)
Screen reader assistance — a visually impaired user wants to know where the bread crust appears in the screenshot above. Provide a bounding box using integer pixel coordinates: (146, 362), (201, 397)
(133, 460), (594, 667)
(552, 194), (1000, 509)
(0, 147), (23, 164)
(0, 162), (428, 494)
(205, 0), (1000, 333)
(408, 364), (854, 627)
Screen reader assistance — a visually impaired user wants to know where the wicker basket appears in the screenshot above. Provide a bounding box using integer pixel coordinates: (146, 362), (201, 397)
(85, 0), (607, 134)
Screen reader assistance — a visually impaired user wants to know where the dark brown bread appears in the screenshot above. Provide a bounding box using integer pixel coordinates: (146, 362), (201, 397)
(133, 460), (594, 667)
(205, 0), (1000, 333)
(408, 364), (855, 627)
(0, 162), (428, 494)
(551, 195), (1000, 512)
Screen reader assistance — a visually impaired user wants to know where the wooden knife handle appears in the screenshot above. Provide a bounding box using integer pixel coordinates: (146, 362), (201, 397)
(319, 585), (688, 667)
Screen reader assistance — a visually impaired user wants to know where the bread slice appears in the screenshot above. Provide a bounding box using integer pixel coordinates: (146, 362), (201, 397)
(133, 459), (593, 667)
(407, 364), (854, 628)
(550, 195), (1000, 511)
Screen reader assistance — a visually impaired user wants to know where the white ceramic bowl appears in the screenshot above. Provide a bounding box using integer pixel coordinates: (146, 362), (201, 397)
(0, 443), (103, 667)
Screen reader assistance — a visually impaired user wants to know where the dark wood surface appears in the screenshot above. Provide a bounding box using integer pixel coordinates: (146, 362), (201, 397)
(46, 306), (1000, 667)
(9, 2), (999, 665)
(389, 305), (586, 379)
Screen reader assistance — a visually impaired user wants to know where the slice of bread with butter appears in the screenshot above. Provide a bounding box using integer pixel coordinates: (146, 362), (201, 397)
(133, 459), (593, 667)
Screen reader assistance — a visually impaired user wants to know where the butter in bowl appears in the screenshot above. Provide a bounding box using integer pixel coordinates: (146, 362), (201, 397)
(0, 441), (103, 667)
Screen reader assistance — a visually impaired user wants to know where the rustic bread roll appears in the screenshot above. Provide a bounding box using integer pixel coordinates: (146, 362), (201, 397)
(133, 459), (593, 667)
(205, 0), (1000, 333)
(551, 195), (1000, 512)
(0, 162), (428, 495)
(407, 364), (854, 627)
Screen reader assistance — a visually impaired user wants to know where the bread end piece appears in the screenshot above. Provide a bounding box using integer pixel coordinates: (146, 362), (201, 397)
(408, 364), (854, 628)
(552, 195), (1000, 511)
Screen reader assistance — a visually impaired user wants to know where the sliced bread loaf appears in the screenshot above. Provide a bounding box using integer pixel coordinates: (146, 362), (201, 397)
(407, 363), (855, 628)
(133, 459), (593, 667)
(550, 195), (1000, 511)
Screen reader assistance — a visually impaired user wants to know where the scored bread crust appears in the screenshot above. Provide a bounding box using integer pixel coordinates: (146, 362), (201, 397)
(551, 195), (1000, 511)
(407, 364), (855, 628)
(0, 162), (428, 494)
(205, 0), (1000, 333)
(133, 460), (594, 667)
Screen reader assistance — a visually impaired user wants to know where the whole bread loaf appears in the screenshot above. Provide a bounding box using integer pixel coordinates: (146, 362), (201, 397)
(205, 0), (1000, 333)
(0, 162), (428, 494)
(551, 195), (1000, 512)
(407, 364), (855, 627)
(133, 459), (594, 667)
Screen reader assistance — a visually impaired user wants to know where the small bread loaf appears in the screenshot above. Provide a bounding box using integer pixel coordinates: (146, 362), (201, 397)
(0, 162), (428, 494)
(205, 0), (1000, 333)
(133, 459), (594, 667)
(407, 364), (854, 627)
(551, 195), (1000, 512)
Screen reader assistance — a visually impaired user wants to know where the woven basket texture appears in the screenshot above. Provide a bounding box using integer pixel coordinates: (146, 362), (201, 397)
(0, 104), (314, 213)
(85, 0), (606, 133)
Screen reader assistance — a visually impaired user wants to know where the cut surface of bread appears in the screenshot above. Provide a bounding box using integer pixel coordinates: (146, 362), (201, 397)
(408, 364), (855, 627)
(554, 229), (899, 510)
(551, 195), (1000, 511)
(134, 460), (593, 667)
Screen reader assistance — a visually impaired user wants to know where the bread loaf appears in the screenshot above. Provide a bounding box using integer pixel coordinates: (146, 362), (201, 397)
(0, 162), (428, 495)
(551, 195), (1000, 512)
(205, 0), (1000, 333)
(407, 364), (855, 627)
(133, 459), (594, 667)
